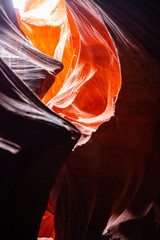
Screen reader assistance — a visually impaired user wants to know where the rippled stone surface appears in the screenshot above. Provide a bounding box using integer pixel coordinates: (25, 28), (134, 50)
(17, 0), (121, 145)
(0, 1), (80, 239)
(0, 0), (160, 240)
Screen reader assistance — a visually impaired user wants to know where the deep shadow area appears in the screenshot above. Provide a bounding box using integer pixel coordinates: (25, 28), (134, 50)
(53, 0), (160, 239)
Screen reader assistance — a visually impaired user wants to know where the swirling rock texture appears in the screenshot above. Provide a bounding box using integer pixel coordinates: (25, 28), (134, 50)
(16, 0), (121, 146)
(0, 0), (160, 240)
(0, 0), (80, 239)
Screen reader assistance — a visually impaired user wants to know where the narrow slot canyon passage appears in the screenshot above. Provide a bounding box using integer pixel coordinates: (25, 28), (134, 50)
(0, 0), (160, 239)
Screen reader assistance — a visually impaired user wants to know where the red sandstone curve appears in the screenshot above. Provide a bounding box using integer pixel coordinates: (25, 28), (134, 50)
(17, 0), (121, 145)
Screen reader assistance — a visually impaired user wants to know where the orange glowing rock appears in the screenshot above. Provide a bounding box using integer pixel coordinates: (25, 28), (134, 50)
(17, 0), (121, 145)
(38, 195), (55, 239)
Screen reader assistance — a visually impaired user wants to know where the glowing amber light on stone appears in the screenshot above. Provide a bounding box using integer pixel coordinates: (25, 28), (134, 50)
(17, 0), (121, 145)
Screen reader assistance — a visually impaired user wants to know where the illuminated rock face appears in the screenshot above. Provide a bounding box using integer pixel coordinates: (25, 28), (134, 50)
(1, 0), (160, 240)
(0, 0), (80, 239)
(17, 0), (121, 145)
